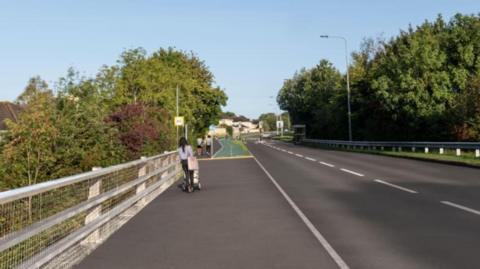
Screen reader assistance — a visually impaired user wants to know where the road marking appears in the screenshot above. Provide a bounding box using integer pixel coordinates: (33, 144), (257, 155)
(305, 157), (317, 162)
(319, 162), (335, 167)
(253, 156), (350, 269)
(441, 201), (480, 216)
(340, 168), (364, 177)
(295, 154), (304, 158)
(287, 151), (293, 154)
(374, 179), (418, 194)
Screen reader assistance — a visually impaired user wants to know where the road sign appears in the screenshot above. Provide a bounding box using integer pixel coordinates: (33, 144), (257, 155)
(174, 116), (184, 126)
(276, 120), (284, 129)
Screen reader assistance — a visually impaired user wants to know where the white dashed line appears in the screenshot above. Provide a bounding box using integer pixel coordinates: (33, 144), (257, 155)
(287, 151), (293, 154)
(295, 154), (304, 158)
(305, 157), (317, 162)
(441, 201), (480, 216)
(253, 157), (350, 269)
(374, 179), (418, 194)
(319, 162), (335, 167)
(340, 169), (364, 177)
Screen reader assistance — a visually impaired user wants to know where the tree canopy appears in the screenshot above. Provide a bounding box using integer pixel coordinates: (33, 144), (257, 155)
(0, 47), (227, 190)
(278, 13), (480, 141)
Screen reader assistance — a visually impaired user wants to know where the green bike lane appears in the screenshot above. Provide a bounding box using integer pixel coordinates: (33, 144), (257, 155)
(213, 138), (251, 158)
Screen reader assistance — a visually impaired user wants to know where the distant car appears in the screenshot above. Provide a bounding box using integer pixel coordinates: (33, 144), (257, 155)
(261, 133), (272, 138)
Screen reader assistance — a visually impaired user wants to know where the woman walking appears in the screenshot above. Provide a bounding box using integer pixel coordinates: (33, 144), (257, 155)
(178, 137), (194, 191)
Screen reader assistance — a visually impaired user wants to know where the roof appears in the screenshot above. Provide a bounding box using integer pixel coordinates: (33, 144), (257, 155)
(0, 102), (22, 130)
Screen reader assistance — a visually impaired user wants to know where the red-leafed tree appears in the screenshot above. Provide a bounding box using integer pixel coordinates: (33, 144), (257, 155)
(107, 103), (173, 159)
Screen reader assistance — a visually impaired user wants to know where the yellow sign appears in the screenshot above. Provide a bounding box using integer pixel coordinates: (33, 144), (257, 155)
(174, 116), (184, 126)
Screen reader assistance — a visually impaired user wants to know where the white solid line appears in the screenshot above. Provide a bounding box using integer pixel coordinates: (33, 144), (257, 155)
(295, 154), (304, 158)
(305, 157), (317, 162)
(340, 168), (364, 177)
(253, 157), (350, 269)
(320, 162), (335, 167)
(441, 201), (480, 216)
(374, 179), (418, 194)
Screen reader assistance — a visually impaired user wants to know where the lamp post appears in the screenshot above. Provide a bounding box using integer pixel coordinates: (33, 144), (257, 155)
(320, 35), (353, 141)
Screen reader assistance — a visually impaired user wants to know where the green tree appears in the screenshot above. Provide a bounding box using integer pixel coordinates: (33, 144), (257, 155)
(258, 113), (276, 131)
(1, 90), (59, 189)
(15, 76), (52, 105)
(278, 60), (345, 139)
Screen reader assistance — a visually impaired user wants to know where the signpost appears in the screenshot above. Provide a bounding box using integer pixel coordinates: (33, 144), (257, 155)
(208, 125), (216, 158)
(174, 116), (184, 127)
(276, 120), (284, 136)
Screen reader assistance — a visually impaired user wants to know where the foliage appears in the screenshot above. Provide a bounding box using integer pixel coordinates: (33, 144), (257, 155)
(15, 76), (52, 105)
(1, 90), (59, 188)
(0, 47), (227, 190)
(278, 60), (346, 139)
(220, 111), (236, 119)
(279, 13), (480, 141)
(258, 113), (276, 131)
(108, 103), (171, 159)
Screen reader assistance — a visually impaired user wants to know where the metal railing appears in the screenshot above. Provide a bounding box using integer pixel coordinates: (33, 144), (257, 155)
(0, 151), (181, 269)
(302, 139), (480, 157)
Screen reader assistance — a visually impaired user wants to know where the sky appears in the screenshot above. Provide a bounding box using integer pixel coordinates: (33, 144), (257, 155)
(0, 1), (479, 119)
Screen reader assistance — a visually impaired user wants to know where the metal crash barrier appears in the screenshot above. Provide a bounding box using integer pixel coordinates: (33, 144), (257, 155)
(0, 152), (181, 268)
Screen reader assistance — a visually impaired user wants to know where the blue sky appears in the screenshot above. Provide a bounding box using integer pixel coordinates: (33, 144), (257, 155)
(0, 1), (478, 118)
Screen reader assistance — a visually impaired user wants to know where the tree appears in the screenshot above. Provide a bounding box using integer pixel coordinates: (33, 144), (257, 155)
(278, 13), (480, 141)
(107, 103), (171, 159)
(220, 111), (236, 119)
(15, 76), (52, 105)
(258, 113), (276, 131)
(53, 69), (126, 176)
(2, 87), (58, 189)
(278, 60), (345, 139)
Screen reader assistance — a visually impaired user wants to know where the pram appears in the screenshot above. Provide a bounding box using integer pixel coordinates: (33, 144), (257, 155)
(181, 157), (202, 193)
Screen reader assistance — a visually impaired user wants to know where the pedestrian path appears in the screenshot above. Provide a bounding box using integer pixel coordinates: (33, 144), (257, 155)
(75, 159), (337, 269)
(213, 138), (251, 158)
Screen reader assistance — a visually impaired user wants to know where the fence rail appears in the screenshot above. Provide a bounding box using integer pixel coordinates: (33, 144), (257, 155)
(0, 151), (181, 269)
(302, 139), (480, 157)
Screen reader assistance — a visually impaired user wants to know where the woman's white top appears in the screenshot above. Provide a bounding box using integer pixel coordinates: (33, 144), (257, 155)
(178, 145), (194, 160)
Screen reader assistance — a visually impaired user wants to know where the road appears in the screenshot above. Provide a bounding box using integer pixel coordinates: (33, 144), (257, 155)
(248, 139), (480, 269)
(76, 138), (480, 269)
(76, 158), (338, 269)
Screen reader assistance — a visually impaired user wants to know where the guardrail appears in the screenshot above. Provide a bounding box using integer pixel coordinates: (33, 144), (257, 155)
(0, 151), (181, 269)
(302, 139), (480, 158)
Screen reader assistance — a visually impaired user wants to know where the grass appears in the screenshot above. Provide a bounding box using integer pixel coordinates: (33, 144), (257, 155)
(302, 142), (480, 168)
(272, 135), (293, 142)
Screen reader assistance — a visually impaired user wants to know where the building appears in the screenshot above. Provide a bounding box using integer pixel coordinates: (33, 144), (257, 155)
(0, 101), (21, 131)
(217, 118), (260, 136)
(219, 118), (234, 127)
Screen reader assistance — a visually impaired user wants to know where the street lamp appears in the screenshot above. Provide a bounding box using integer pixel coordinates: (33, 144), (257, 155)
(320, 35), (353, 141)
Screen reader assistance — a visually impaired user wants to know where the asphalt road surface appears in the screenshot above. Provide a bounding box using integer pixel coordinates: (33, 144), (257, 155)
(76, 139), (480, 269)
(248, 140), (480, 269)
(76, 158), (338, 269)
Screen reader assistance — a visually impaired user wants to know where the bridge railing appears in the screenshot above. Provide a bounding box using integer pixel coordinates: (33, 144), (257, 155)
(0, 151), (181, 269)
(302, 139), (480, 157)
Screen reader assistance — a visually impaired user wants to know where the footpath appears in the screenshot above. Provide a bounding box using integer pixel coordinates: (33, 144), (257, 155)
(76, 158), (337, 269)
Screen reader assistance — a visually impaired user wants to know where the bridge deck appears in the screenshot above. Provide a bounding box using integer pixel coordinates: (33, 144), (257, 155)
(76, 158), (337, 269)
